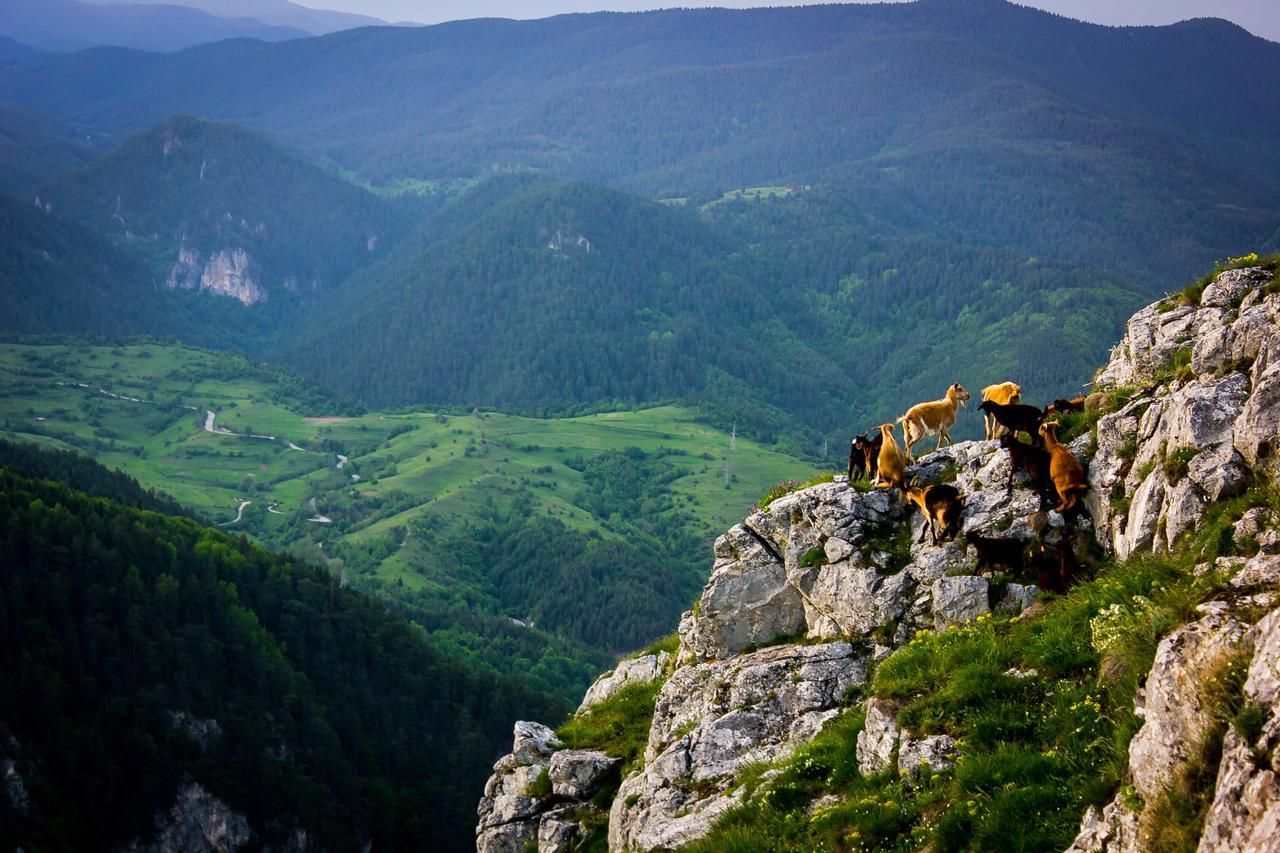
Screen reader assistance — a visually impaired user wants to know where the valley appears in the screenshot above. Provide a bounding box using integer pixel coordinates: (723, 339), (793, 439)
(0, 340), (811, 696)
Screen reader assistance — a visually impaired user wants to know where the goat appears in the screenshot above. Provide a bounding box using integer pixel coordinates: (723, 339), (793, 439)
(899, 382), (970, 460)
(1032, 539), (1085, 593)
(967, 533), (1029, 575)
(999, 433), (1055, 506)
(904, 480), (963, 545)
(848, 432), (881, 482)
(1039, 422), (1089, 513)
(847, 437), (865, 481)
(1044, 396), (1086, 416)
(981, 382), (1022, 439)
(978, 399), (1045, 445)
(874, 422), (907, 493)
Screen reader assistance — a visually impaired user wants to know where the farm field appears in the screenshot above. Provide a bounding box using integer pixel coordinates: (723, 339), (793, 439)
(0, 340), (815, 695)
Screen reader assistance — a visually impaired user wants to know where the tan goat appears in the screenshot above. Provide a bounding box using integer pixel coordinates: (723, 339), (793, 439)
(874, 422), (907, 493)
(1039, 422), (1089, 512)
(899, 382), (970, 460)
(981, 381), (1022, 439)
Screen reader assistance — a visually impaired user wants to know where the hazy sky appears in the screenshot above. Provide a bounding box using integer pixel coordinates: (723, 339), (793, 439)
(296, 0), (1278, 42)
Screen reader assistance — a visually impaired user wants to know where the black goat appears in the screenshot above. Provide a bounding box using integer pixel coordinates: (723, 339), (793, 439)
(979, 400), (1046, 444)
(847, 432), (881, 482)
(1044, 396), (1086, 416)
(967, 533), (1030, 575)
(1032, 539), (1085, 593)
(1000, 433), (1055, 506)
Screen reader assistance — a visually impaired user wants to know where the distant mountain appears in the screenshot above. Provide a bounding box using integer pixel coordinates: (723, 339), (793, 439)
(77, 0), (386, 36)
(0, 102), (100, 196)
(0, 0), (308, 53)
(40, 115), (410, 311)
(0, 36), (43, 62)
(1, 1), (1275, 283)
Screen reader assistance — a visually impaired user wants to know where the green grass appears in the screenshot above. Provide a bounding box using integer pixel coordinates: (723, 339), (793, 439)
(557, 680), (664, 775)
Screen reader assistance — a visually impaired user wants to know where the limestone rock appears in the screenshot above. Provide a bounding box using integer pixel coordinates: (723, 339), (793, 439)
(794, 562), (914, 639)
(680, 523), (805, 660)
(1096, 303), (1197, 388)
(578, 652), (670, 711)
(548, 749), (620, 800)
(932, 575), (990, 630)
(1188, 443), (1250, 502)
(897, 733), (956, 782)
(855, 698), (900, 776)
(476, 820), (537, 853)
(1065, 799), (1140, 853)
(611, 641), (866, 850)
(1163, 476), (1206, 551)
(512, 720), (561, 767)
(1128, 610), (1252, 800)
(537, 807), (582, 853)
(124, 780), (252, 853)
(1202, 268), (1264, 308)
(1236, 369), (1280, 475)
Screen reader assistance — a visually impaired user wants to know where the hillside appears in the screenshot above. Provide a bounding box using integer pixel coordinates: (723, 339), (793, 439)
(0, 102), (99, 196)
(0, 453), (566, 852)
(281, 175), (1151, 449)
(478, 258), (1280, 851)
(0, 340), (811, 697)
(0, 192), (189, 337)
(0, 0), (308, 53)
(41, 114), (410, 312)
(0, 2), (1275, 282)
(77, 0), (386, 36)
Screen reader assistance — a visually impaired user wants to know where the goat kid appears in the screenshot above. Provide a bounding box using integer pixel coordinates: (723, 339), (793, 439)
(980, 382), (1022, 439)
(904, 480), (963, 545)
(900, 382), (970, 460)
(966, 533), (1029, 575)
(999, 433), (1055, 506)
(1044, 396), (1087, 416)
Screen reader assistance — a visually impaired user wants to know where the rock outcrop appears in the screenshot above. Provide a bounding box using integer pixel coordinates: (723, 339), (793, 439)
(166, 245), (267, 305)
(124, 780), (252, 853)
(480, 263), (1280, 852)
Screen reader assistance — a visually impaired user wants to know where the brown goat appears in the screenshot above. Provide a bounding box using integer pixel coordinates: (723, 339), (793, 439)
(874, 423), (907, 493)
(1044, 396), (1087, 416)
(904, 480), (963, 545)
(1039, 422), (1089, 513)
(900, 383), (970, 460)
(981, 382), (1022, 439)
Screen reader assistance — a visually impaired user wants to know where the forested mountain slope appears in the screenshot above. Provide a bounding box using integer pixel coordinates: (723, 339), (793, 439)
(0, 192), (187, 337)
(0, 453), (567, 851)
(41, 114), (410, 309)
(281, 176), (1152, 446)
(0, 102), (99, 197)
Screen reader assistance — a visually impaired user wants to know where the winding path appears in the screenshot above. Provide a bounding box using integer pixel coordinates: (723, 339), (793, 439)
(219, 500), (251, 526)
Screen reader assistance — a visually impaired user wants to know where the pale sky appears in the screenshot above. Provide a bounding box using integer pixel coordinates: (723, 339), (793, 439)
(297, 0), (1279, 43)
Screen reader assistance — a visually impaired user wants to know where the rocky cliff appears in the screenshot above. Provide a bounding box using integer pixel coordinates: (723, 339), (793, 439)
(477, 259), (1280, 852)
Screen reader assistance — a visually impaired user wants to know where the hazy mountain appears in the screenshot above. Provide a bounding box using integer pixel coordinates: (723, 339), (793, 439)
(0, 36), (43, 62)
(78, 0), (386, 36)
(0, 102), (100, 196)
(0, 0), (308, 53)
(40, 115), (410, 311)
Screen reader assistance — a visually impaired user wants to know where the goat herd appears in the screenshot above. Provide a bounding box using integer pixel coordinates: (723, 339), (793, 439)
(844, 381), (1093, 592)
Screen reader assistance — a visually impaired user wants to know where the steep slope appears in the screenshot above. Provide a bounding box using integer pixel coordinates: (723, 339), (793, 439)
(0, 0), (308, 53)
(476, 258), (1280, 851)
(0, 450), (568, 852)
(0, 191), (185, 336)
(0, 1), (1275, 281)
(0, 102), (99, 196)
(42, 114), (409, 310)
(281, 176), (1149, 448)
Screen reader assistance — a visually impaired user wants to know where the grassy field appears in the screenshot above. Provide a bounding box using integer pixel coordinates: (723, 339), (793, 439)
(0, 340), (813, 690)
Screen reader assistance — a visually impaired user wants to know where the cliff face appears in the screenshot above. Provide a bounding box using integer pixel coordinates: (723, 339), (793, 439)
(478, 261), (1280, 852)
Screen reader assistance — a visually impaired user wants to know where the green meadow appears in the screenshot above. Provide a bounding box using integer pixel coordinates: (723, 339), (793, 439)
(0, 340), (812, 696)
